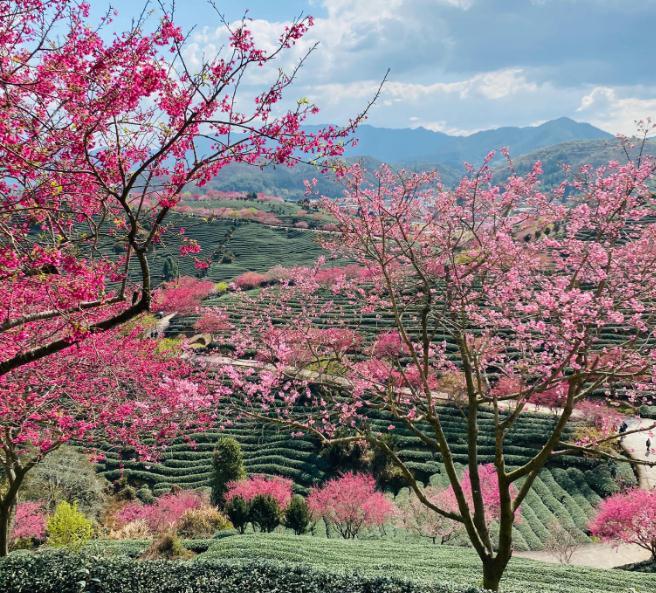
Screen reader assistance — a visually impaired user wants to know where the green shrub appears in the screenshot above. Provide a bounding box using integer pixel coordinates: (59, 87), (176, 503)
(136, 486), (155, 504)
(249, 495), (280, 533)
(211, 437), (246, 507)
(225, 496), (250, 534)
(284, 495), (310, 535)
(639, 405), (656, 420)
(46, 501), (93, 549)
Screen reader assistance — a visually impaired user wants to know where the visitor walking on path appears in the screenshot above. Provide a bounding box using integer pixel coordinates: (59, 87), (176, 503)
(646, 438), (651, 457)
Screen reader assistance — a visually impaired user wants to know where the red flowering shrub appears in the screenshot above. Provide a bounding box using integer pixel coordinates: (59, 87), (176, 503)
(589, 489), (656, 559)
(153, 277), (214, 314)
(233, 272), (269, 290)
(307, 472), (396, 538)
(11, 502), (46, 544)
(225, 475), (293, 510)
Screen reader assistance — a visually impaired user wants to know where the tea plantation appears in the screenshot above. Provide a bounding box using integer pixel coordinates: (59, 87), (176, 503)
(96, 403), (634, 551)
(2, 535), (654, 593)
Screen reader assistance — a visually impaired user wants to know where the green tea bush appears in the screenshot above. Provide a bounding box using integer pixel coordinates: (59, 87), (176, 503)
(0, 551), (484, 593)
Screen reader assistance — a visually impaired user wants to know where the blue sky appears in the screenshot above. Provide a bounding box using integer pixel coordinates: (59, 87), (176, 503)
(97, 0), (656, 135)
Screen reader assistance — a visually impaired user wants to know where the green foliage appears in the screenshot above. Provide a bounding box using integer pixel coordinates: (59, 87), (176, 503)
(46, 502), (93, 550)
(249, 495), (280, 533)
(162, 255), (179, 281)
(211, 437), (246, 507)
(0, 550), (490, 593)
(112, 477), (137, 501)
(3, 536), (654, 593)
(225, 496), (250, 534)
(284, 496), (310, 535)
(640, 405), (656, 420)
(136, 486), (154, 504)
(20, 446), (108, 517)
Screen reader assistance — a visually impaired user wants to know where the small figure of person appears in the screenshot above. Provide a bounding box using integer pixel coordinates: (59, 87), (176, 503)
(646, 438), (652, 457)
(619, 421), (628, 434)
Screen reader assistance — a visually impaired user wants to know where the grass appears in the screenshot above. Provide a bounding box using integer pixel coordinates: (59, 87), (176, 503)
(198, 532), (656, 593)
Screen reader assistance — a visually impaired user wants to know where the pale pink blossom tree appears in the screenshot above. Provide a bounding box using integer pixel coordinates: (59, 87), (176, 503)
(215, 133), (656, 589)
(398, 486), (461, 545)
(307, 472), (396, 539)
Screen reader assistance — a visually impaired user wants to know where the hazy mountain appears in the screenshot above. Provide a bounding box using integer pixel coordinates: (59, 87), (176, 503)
(308, 117), (612, 167)
(196, 118), (623, 198)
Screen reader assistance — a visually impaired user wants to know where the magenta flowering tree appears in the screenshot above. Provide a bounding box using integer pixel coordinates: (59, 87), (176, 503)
(10, 502), (46, 545)
(589, 489), (656, 560)
(0, 0), (376, 557)
(307, 472), (396, 539)
(215, 138), (656, 589)
(225, 475), (294, 510)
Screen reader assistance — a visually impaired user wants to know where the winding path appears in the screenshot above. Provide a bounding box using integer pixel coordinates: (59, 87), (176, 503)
(515, 542), (651, 568)
(621, 417), (656, 489)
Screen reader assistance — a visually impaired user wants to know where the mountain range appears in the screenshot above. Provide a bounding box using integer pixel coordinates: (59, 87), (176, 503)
(200, 118), (653, 198)
(314, 117), (612, 167)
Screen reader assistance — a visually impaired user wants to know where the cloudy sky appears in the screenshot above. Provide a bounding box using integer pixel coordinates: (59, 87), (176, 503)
(103, 0), (656, 136)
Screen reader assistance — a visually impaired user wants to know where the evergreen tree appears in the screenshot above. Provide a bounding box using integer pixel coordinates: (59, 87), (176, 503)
(211, 437), (246, 507)
(162, 256), (179, 281)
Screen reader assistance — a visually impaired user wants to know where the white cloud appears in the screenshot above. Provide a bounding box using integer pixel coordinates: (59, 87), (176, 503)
(181, 0), (656, 134)
(577, 86), (656, 135)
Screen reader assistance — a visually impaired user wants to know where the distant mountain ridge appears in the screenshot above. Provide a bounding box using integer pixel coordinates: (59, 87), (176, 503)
(200, 118), (623, 198)
(311, 117), (612, 167)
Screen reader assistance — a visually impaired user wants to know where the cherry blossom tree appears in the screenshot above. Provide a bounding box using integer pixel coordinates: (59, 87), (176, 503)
(10, 501), (46, 546)
(0, 329), (219, 554)
(116, 490), (205, 534)
(398, 485), (461, 545)
(215, 133), (656, 589)
(589, 488), (656, 560)
(0, 0), (376, 556)
(225, 475), (293, 510)
(307, 472), (396, 539)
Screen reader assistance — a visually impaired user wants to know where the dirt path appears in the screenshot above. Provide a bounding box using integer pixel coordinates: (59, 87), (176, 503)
(155, 312), (176, 336)
(516, 542), (651, 568)
(621, 417), (656, 489)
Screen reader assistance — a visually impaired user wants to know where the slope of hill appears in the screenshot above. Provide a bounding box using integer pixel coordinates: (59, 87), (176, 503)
(494, 138), (656, 188)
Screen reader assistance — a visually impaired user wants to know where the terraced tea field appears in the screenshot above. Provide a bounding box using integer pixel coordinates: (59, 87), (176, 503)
(199, 532), (656, 593)
(96, 402), (634, 551)
(104, 212), (325, 285)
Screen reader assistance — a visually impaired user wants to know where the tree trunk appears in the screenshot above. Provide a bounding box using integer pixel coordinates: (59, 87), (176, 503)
(0, 502), (15, 557)
(481, 555), (511, 592)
